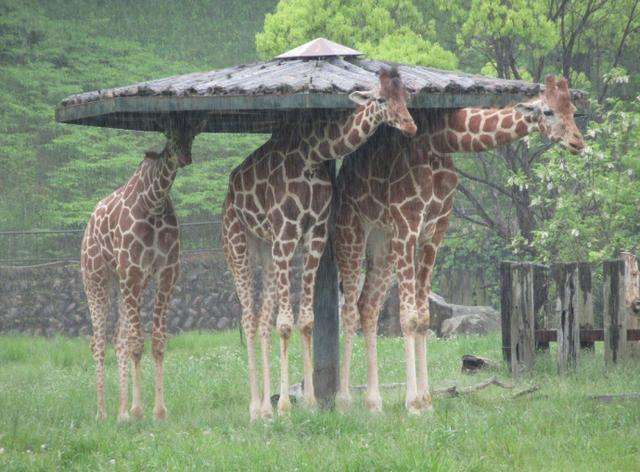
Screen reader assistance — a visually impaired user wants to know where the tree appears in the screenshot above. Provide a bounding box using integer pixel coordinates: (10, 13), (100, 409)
(256, 0), (458, 68)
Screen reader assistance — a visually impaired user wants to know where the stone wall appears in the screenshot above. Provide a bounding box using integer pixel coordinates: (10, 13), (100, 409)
(0, 251), (241, 336)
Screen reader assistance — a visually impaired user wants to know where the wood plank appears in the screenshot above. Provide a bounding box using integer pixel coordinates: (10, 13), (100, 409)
(621, 252), (640, 357)
(577, 262), (594, 349)
(500, 262), (513, 362)
(509, 263), (535, 376)
(532, 264), (550, 351)
(604, 260), (628, 364)
(553, 263), (580, 373)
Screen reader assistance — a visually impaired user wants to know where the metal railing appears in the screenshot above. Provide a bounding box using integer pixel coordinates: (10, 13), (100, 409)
(0, 219), (222, 266)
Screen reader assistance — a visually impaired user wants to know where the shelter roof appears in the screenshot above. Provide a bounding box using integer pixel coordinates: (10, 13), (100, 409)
(56, 39), (586, 133)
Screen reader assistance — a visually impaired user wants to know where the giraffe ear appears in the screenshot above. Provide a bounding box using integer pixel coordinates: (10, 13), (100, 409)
(515, 102), (542, 119)
(348, 90), (374, 105)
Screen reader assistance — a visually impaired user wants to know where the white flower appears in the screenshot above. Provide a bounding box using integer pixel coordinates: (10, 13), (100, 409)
(0, 447), (4, 454)
(571, 229), (580, 237)
(203, 429), (212, 436)
(109, 459), (116, 465)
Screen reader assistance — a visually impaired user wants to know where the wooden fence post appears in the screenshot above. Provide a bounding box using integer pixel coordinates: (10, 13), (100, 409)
(603, 260), (627, 365)
(532, 264), (549, 351)
(553, 263), (580, 373)
(577, 262), (594, 350)
(501, 262), (535, 376)
(500, 262), (512, 362)
(621, 252), (640, 357)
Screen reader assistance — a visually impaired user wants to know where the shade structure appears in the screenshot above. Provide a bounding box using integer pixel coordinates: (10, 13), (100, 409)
(55, 38), (586, 133)
(54, 39), (588, 407)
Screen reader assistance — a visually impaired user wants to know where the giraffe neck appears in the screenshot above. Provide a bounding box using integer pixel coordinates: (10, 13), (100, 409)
(428, 102), (541, 153)
(138, 147), (179, 213)
(307, 101), (385, 162)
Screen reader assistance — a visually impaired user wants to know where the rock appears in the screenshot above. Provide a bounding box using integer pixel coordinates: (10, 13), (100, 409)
(216, 317), (230, 330)
(441, 311), (499, 338)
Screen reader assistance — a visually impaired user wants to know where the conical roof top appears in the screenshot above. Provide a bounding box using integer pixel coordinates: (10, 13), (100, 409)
(276, 38), (362, 59)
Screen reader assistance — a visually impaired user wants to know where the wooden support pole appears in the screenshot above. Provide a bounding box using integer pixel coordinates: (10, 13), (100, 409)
(577, 262), (594, 350)
(532, 264), (550, 351)
(312, 161), (339, 408)
(603, 260), (628, 365)
(503, 262), (535, 376)
(553, 263), (580, 373)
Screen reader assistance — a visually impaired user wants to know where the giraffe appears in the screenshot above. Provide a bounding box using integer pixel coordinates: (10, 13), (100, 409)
(222, 68), (417, 421)
(335, 75), (585, 413)
(81, 119), (204, 422)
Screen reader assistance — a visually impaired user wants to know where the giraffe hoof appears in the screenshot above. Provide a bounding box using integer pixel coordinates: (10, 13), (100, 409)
(154, 406), (167, 421)
(303, 395), (317, 410)
(336, 392), (352, 412)
(130, 405), (144, 420)
(420, 393), (434, 412)
(117, 412), (130, 423)
(406, 398), (422, 415)
(277, 397), (292, 416)
(364, 395), (382, 413)
(96, 410), (107, 421)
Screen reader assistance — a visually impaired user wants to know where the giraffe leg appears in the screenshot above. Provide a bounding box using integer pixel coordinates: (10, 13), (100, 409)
(334, 209), (365, 410)
(120, 277), (145, 420)
(115, 298), (130, 422)
(83, 270), (110, 421)
(258, 257), (277, 419)
(273, 241), (297, 416)
(392, 235), (421, 414)
(415, 219), (449, 412)
(298, 223), (327, 409)
(358, 232), (393, 413)
(223, 210), (260, 422)
(151, 267), (177, 421)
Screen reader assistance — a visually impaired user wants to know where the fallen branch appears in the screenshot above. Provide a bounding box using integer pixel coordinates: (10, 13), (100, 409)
(350, 376), (514, 398)
(512, 385), (540, 398)
(590, 393), (640, 403)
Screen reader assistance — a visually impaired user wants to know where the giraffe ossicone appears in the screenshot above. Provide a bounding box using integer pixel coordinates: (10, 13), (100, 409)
(335, 75), (585, 414)
(222, 68), (416, 421)
(81, 118), (205, 422)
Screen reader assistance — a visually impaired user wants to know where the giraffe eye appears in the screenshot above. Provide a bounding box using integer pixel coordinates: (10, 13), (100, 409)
(543, 110), (554, 116)
(377, 98), (387, 104)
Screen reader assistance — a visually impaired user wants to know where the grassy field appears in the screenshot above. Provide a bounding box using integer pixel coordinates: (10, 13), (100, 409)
(1, 330), (639, 471)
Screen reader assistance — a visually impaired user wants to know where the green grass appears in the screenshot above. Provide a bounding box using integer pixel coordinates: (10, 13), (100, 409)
(0, 331), (639, 471)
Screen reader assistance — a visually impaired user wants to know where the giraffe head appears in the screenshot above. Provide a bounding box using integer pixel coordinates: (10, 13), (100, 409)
(349, 68), (417, 137)
(161, 119), (208, 167)
(515, 75), (584, 154)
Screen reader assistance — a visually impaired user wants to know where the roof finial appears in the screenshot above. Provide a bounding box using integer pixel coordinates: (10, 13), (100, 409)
(276, 38), (362, 60)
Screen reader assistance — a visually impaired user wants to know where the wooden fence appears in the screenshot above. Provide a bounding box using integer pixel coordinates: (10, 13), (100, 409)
(501, 252), (640, 376)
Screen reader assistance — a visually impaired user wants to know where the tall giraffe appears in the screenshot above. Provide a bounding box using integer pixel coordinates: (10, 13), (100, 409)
(222, 69), (417, 421)
(81, 119), (203, 422)
(335, 76), (585, 414)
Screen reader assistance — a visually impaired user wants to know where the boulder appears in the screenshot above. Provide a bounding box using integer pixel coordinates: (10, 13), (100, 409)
(440, 310), (499, 338)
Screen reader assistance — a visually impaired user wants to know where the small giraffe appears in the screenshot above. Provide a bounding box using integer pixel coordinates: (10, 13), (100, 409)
(81, 119), (203, 422)
(222, 69), (417, 421)
(335, 75), (584, 413)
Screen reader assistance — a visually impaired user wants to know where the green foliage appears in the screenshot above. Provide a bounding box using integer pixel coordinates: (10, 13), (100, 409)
(531, 99), (640, 262)
(1, 331), (640, 469)
(0, 0), (272, 230)
(256, 0), (458, 68)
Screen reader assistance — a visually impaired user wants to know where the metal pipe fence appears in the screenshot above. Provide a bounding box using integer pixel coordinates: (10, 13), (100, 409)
(0, 219), (222, 266)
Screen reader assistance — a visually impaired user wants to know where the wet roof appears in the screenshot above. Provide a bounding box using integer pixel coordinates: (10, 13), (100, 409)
(55, 38), (587, 133)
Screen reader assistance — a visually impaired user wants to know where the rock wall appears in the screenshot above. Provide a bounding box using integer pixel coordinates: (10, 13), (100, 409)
(0, 251), (241, 336)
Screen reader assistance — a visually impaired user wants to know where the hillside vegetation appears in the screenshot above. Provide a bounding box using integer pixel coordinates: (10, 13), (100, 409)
(0, 0), (276, 230)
